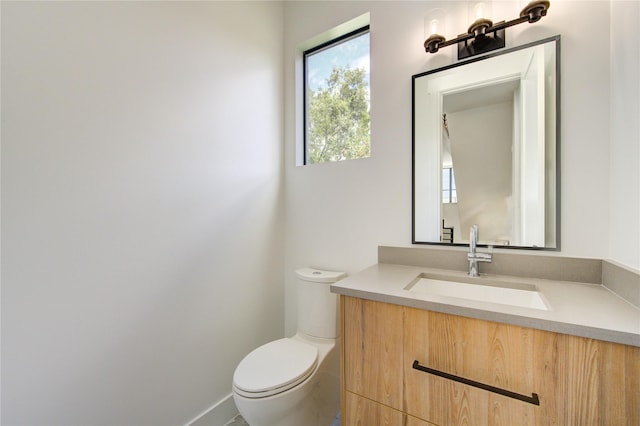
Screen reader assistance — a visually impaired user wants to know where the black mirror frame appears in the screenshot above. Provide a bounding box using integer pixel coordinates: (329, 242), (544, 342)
(411, 35), (561, 250)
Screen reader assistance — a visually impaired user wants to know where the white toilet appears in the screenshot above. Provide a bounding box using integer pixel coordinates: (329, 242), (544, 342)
(232, 267), (346, 426)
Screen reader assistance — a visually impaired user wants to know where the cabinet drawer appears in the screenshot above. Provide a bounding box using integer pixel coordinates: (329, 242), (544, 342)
(403, 308), (559, 425)
(345, 391), (433, 426)
(344, 392), (403, 425)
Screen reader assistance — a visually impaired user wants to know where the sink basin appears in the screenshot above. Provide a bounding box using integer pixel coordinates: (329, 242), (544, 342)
(405, 274), (549, 311)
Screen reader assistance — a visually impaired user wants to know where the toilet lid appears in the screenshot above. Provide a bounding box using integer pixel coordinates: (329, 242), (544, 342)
(233, 338), (318, 397)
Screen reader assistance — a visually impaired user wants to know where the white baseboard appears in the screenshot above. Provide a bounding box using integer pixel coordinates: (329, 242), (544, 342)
(185, 393), (239, 426)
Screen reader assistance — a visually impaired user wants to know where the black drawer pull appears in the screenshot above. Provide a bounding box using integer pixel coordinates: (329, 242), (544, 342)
(412, 360), (540, 406)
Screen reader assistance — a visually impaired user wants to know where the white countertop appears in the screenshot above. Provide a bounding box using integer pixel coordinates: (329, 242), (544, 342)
(330, 263), (640, 347)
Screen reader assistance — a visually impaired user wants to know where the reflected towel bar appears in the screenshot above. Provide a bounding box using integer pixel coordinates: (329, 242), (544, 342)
(412, 360), (540, 406)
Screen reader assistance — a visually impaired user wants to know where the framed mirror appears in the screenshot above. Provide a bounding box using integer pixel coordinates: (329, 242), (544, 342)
(412, 36), (560, 249)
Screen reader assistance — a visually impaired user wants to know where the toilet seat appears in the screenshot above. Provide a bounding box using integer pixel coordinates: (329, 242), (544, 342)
(233, 338), (318, 398)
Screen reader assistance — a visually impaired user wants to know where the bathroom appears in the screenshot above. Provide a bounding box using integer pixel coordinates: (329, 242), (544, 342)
(1, 1), (638, 425)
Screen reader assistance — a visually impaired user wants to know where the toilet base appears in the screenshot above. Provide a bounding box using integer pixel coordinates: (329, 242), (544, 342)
(234, 369), (339, 426)
(232, 335), (339, 426)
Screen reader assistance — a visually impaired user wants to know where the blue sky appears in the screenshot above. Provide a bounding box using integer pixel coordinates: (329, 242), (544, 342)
(307, 32), (370, 92)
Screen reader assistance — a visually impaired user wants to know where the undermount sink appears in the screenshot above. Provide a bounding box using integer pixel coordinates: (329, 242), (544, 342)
(405, 273), (549, 311)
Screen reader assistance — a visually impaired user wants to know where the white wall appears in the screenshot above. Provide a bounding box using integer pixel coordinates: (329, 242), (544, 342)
(284, 0), (636, 334)
(609, 0), (640, 270)
(1, 2), (284, 425)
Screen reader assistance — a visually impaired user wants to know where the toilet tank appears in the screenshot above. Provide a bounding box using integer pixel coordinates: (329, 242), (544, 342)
(295, 268), (346, 339)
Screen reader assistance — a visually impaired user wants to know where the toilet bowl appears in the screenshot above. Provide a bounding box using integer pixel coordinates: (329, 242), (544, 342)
(232, 268), (345, 426)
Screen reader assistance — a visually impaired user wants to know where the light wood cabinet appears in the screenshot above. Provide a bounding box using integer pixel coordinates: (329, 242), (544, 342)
(342, 296), (403, 410)
(341, 295), (640, 426)
(561, 334), (640, 424)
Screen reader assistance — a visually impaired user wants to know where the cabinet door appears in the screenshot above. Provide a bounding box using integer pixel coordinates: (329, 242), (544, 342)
(343, 296), (403, 410)
(562, 334), (640, 424)
(404, 308), (560, 426)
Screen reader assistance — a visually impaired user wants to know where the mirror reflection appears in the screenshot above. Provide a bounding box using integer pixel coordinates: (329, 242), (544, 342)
(413, 36), (560, 249)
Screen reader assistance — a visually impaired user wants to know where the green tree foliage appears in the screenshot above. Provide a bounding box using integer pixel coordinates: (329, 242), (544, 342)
(307, 66), (370, 164)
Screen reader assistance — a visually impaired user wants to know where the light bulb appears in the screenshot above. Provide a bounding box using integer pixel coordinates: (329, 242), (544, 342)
(424, 8), (446, 39)
(474, 2), (486, 19)
(430, 19), (440, 35)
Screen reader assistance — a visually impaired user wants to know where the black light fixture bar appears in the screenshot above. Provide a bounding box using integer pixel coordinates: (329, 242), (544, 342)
(425, 0), (550, 59)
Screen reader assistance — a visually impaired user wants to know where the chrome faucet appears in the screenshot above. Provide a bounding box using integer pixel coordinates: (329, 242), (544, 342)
(468, 224), (492, 277)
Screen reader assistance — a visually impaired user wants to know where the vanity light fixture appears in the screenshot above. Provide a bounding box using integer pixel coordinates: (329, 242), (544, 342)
(424, 0), (550, 60)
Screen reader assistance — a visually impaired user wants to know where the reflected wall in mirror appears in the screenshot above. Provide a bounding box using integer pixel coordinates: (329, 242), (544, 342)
(413, 36), (560, 249)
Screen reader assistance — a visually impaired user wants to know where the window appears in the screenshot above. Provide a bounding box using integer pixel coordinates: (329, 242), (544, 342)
(303, 26), (370, 165)
(442, 167), (457, 203)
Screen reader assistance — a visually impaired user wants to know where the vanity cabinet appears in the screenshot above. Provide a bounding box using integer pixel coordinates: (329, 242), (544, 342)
(341, 295), (640, 426)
